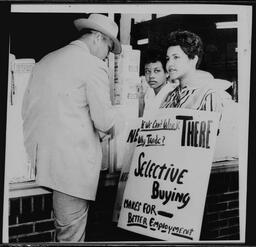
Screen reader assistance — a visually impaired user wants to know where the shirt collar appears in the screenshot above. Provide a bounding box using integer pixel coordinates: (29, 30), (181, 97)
(179, 82), (205, 91)
(179, 71), (215, 90)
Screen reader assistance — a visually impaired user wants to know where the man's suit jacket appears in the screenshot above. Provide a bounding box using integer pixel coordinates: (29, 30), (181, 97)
(22, 40), (118, 200)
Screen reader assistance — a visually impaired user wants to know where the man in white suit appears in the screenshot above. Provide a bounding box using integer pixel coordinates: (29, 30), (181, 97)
(22, 14), (123, 242)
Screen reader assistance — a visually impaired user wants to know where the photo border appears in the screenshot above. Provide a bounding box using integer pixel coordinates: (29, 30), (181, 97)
(1, 1), (255, 245)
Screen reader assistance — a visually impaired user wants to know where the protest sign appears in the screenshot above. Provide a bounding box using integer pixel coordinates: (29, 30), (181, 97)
(112, 117), (141, 222)
(117, 108), (220, 241)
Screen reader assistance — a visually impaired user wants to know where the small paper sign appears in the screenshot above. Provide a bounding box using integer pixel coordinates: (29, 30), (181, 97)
(112, 118), (141, 222)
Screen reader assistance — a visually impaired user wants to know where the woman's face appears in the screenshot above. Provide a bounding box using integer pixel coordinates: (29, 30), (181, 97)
(166, 45), (196, 81)
(144, 61), (167, 92)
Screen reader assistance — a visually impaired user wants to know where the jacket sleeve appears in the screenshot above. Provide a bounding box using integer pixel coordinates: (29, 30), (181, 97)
(203, 90), (224, 113)
(202, 90), (224, 135)
(86, 62), (122, 133)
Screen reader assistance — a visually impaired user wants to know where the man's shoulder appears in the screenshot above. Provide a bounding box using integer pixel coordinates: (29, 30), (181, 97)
(68, 42), (108, 70)
(38, 43), (108, 72)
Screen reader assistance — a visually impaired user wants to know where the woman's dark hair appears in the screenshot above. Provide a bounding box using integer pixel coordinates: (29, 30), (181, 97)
(167, 30), (204, 68)
(143, 47), (167, 72)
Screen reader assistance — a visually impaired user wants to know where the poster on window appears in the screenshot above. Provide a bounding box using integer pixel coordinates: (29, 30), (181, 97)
(117, 108), (220, 241)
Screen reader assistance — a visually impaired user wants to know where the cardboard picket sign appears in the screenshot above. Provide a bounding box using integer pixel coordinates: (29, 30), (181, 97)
(112, 117), (141, 222)
(117, 108), (220, 241)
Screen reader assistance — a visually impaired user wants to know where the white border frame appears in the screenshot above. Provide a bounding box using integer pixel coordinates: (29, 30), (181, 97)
(4, 3), (252, 244)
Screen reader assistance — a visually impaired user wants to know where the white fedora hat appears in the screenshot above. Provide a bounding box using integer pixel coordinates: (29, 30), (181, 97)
(74, 13), (122, 54)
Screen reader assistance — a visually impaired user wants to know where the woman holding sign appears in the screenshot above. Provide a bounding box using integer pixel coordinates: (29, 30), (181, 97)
(160, 30), (230, 113)
(116, 30), (236, 242)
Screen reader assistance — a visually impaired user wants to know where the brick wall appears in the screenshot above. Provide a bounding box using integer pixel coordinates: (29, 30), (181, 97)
(200, 171), (239, 240)
(9, 194), (55, 243)
(8, 170), (239, 242)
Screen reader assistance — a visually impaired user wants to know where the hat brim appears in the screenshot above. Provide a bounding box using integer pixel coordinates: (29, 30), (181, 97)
(74, 19), (122, 54)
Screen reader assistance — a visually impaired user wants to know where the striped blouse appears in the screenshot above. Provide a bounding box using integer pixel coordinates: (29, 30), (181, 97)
(160, 84), (223, 113)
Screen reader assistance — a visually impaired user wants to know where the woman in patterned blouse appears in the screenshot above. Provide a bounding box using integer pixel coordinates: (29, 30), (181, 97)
(160, 30), (224, 113)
